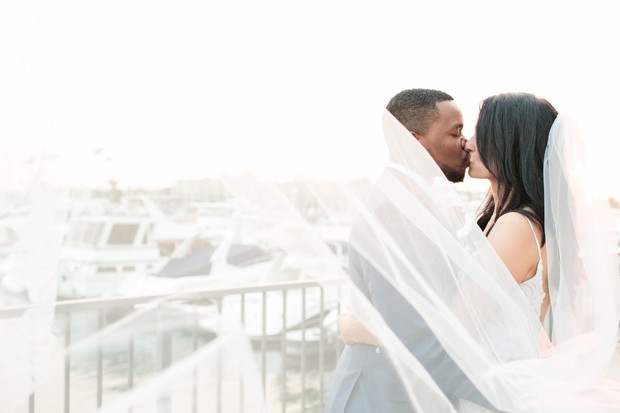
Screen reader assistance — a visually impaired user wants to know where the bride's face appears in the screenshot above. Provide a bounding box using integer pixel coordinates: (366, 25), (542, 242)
(465, 135), (492, 179)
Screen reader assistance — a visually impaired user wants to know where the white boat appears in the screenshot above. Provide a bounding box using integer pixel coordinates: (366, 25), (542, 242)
(189, 201), (242, 243)
(57, 213), (163, 299)
(0, 210), (29, 296)
(57, 196), (250, 299)
(116, 240), (278, 295)
(147, 201), (237, 255)
(0, 210), (26, 276)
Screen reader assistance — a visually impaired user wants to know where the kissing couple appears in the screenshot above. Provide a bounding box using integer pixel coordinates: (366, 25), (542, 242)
(326, 89), (620, 413)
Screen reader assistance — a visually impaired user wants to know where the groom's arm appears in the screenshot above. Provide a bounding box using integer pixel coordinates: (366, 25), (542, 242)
(351, 246), (496, 410)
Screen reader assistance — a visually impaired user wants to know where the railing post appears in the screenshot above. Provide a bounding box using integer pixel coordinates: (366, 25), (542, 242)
(280, 289), (287, 413)
(239, 293), (245, 413)
(300, 287), (306, 413)
(29, 391), (35, 413)
(128, 318), (134, 413)
(216, 299), (223, 413)
(64, 313), (71, 413)
(156, 306), (172, 413)
(319, 287), (325, 412)
(97, 309), (104, 408)
(261, 291), (267, 394)
(192, 304), (198, 413)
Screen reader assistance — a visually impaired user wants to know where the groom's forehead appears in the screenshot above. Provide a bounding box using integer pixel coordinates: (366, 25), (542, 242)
(434, 101), (463, 126)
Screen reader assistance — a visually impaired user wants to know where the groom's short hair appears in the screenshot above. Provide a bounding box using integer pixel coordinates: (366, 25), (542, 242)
(386, 89), (454, 135)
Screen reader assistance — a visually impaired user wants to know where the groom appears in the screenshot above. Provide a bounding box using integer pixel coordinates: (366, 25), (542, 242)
(325, 89), (498, 412)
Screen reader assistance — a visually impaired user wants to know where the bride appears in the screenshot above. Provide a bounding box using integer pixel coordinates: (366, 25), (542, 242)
(336, 93), (620, 412)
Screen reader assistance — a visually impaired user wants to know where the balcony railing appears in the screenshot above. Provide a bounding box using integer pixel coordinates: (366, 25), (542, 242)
(1, 279), (345, 413)
(3, 251), (619, 412)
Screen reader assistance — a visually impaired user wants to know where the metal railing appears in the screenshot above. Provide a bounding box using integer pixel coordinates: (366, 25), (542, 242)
(2, 279), (345, 413)
(6, 253), (618, 413)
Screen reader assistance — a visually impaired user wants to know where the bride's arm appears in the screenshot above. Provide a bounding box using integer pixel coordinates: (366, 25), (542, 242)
(488, 212), (552, 332)
(340, 213), (545, 347)
(486, 212), (542, 284)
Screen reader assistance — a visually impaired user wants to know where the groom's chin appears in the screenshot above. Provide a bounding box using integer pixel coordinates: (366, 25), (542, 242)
(446, 170), (466, 183)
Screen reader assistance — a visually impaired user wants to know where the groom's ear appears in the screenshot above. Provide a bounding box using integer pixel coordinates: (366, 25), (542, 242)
(409, 130), (422, 141)
(409, 131), (419, 140)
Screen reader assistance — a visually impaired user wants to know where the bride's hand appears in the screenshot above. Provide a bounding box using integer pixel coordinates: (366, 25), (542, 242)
(338, 313), (381, 346)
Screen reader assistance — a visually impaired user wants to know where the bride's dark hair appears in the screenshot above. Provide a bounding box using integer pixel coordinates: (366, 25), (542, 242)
(475, 93), (558, 244)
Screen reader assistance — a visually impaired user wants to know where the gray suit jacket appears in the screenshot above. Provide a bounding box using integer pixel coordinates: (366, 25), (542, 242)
(325, 191), (498, 412)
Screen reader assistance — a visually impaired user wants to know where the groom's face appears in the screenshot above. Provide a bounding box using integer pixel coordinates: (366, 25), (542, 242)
(414, 101), (469, 183)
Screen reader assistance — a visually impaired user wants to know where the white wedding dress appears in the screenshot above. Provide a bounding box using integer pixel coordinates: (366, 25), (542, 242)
(459, 217), (547, 413)
(518, 217), (546, 319)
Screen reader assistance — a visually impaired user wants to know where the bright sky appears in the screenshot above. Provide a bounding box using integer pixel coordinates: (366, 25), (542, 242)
(1, 0), (619, 199)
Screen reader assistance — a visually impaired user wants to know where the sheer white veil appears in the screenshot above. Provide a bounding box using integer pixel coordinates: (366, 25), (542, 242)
(545, 113), (620, 347)
(1, 105), (618, 412)
(0, 148), (70, 411)
(341, 109), (620, 412)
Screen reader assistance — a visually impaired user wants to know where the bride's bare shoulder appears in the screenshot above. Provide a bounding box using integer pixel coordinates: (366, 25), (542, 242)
(486, 212), (541, 283)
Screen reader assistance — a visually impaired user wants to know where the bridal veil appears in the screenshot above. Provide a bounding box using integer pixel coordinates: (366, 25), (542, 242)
(340, 110), (620, 412)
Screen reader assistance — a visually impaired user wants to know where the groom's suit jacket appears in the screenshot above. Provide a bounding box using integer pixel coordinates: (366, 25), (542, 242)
(325, 186), (497, 413)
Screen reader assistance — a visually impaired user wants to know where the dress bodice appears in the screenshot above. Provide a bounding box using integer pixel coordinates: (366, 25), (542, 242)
(518, 217), (545, 318)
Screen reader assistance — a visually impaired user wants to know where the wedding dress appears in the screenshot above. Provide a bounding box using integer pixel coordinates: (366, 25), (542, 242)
(459, 217), (546, 413)
(518, 217), (546, 319)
